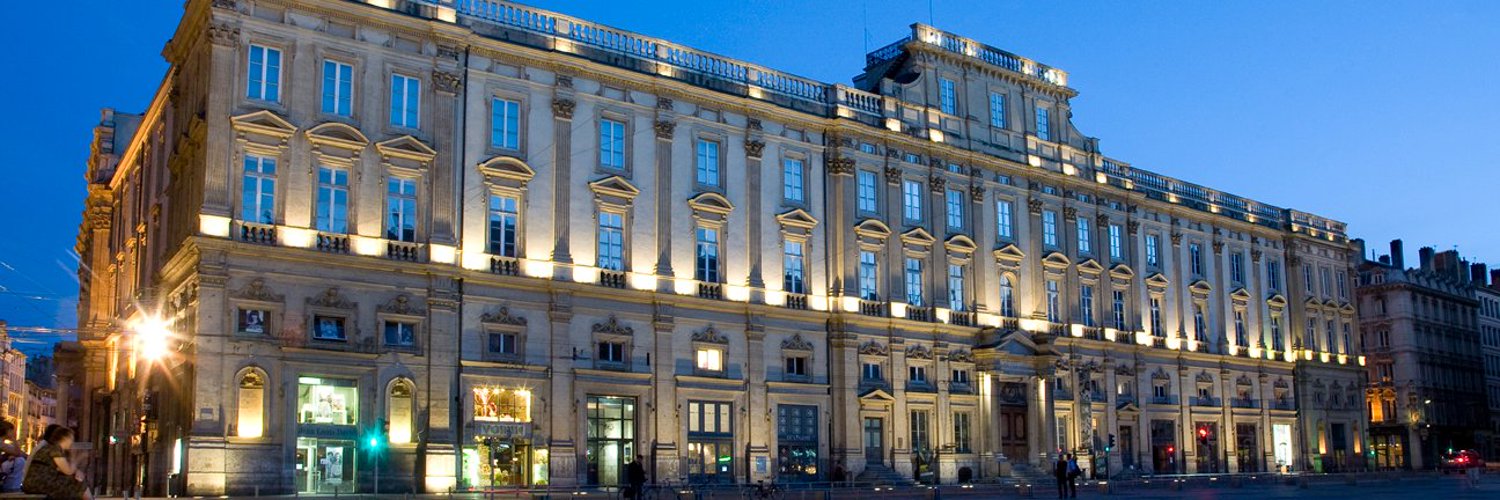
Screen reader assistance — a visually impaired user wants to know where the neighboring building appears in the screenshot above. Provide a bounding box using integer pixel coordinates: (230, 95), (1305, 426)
(1358, 240), (1490, 469)
(24, 381), (57, 451)
(1477, 269), (1500, 460)
(0, 322), (27, 439)
(74, 0), (1364, 496)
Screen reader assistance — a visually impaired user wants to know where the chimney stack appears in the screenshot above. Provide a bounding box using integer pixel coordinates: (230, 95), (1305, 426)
(1419, 246), (1435, 271)
(1389, 239), (1405, 269)
(1491, 269), (1500, 291)
(1472, 263), (1490, 286)
(1378, 255), (1390, 265)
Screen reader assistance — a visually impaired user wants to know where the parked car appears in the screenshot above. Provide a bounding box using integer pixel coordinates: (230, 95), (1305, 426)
(1439, 450), (1485, 473)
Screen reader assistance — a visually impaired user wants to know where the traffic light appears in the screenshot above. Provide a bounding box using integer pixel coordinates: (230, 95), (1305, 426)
(1166, 444), (1175, 454)
(1107, 433), (1116, 452)
(1196, 426), (1210, 444)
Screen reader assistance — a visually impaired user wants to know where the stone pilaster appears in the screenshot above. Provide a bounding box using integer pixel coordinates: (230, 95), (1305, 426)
(651, 304), (680, 481)
(652, 112), (676, 287)
(550, 95), (576, 266)
(428, 70), (463, 244)
(744, 137), (765, 292)
(547, 296), (578, 487)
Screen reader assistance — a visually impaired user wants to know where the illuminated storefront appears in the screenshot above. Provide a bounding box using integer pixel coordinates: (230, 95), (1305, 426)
(463, 386), (546, 488)
(295, 377), (359, 494)
(585, 396), (636, 486)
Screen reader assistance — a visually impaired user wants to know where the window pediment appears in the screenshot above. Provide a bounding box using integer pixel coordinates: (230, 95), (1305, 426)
(1189, 280), (1213, 297)
(944, 235), (977, 255)
(1266, 294), (1287, 309)
(776, 208), (819, 231)
(478, 156), (536, 188)
(589, 175), (640, 207)
(375, 135), (438, 165)
(1145, 273), (1170, 290)
(1229, 288), (1251, 304)
(901, 227), (936, 247)
(231, 110), (297, 146)
(687, 192), (735, 224)
(1108, 263), (1135, 280)
(993, 243), (1025, 265)
(306, 122), (369, 152)
(854, 219), (892, 241)
(1041, 251), (1072, 270)
(1076, 258), (1104, 275)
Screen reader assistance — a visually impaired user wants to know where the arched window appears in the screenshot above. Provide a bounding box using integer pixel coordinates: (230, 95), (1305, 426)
(388, 379), (414, 444)
(236, 370), (266, 438)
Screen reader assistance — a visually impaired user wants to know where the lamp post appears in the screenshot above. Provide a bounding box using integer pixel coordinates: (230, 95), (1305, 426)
(132, 317), (173, 498)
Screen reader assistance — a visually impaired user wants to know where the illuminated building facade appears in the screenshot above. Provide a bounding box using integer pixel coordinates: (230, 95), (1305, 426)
(74, 0), (1366, 495)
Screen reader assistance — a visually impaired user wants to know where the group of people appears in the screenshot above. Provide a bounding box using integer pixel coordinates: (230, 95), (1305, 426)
(0, 422), (91, 499)
(1053, 453), (1082, 498)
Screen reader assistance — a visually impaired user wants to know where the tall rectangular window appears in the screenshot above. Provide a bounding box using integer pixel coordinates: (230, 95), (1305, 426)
(1234, 310), (1248, 346)
(783, 241), (805, 294)
(1231, 253), (1245, 283)
(491, 97), (521, 149)
(902, 180), (923, 221)
(1268, 259), (1282, 290)
(1320, 268), (1332, 297)
(1305, 318), (1318, 351)
(945, 189), (964, 230)
(948, 264), (965, 311)
(1046, 279), (1060, 322)
(1145, 234), (1160, 266)
(599, 118), (626, 169)
(488, 195), (519, 257)
(315, 166), (348, 233)
(385, 177), (417, 242)
(1108, 224), (1123, 260)
(998, 275), (1016, 317)
(1193, 305), (1207, 342)
(1080, 285), (1095, 327)
(905, 258), (924, 306)
(1035, 107), (1051, 141)
(241, 155), (277, 224)
(1076, 218), (1092, 254)
(696, 139), (720, 187)
(988, 92), (1006, 128)
(1113, 290), (1126, 330)
(1341, 322), (1352, 353)
(1271, 316), (1284, 351)
(321, 60), (353, 116)
(783, 158), (805, 202)
(247, 45), (281, 102)
(598, 212), (625, 271)
(390, 74), (421, 128)
(938, 78), (956, 115)
(1150, 298), (1164, 337)
(1337, 271), (1348, 299)
(858, 251), (879, 300)
(857, 170), (878, 212)
(954, 412), (973, 453)
(910, 410), (931, 452)
(1190, 243), (1203, 275)
(996, 200), (1014, 239)
(1304, 264), (1315, 293)
(1042, 210), (1058, 247)
(695, 226), (720, 282)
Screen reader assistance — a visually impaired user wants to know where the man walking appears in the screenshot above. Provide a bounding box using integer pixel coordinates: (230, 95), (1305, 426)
(1053, 455), (1070, 499)
(627, 454), (647, 499)
(1066, 453), (1080, 498)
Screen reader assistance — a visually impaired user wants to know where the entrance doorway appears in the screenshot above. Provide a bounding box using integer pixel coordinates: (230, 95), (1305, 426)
(1235, 423), (1259, 472)
(997, 382), (1029, 462)
(1119, 425), (1135, 469)
(863, 417), (884, 464)
(585, 396), (636, 486)
(295, 438), (356, 494)
(1150, 419), (1176, 474)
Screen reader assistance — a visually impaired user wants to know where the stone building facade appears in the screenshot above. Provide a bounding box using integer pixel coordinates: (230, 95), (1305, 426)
(1357, 240), (1491, 469)
(74, 0), (1366, 495)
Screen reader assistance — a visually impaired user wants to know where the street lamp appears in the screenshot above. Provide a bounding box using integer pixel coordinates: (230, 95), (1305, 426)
(130, 315), (173, 497)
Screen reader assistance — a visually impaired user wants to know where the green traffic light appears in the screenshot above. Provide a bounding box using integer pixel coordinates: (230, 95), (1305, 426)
(369, 437), (379, 447)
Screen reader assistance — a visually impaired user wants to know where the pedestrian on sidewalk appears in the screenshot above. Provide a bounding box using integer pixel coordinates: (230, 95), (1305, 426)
(1054, 455), (1070, 499)
(626, 454), (647, 499)
(1066, 453), (1080, 498)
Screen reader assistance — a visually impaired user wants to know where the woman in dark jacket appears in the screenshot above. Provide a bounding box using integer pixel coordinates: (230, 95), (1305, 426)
(22, 427), (90, 500)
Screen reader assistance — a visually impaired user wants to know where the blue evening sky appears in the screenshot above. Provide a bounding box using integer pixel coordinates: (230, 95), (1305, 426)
(1, 1), (1496, 352)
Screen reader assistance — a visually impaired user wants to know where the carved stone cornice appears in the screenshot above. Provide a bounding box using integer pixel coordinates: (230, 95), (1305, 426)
(781, 333), (814, 351)
(432, 70), (463, 94)
(378, 294), (426, 316)
(656, 97), (673, 110)
(928, 175), (946, 193)
(747, 118), (762, 131)
(1063, 206), (1078, 221)
(1127, 220), (1140, 235)
(826, 156), (855, 177)
(744, 139), (765, 159)
(481, 306), (528, 326)
(858, 340), (888, 356)
(551, 98), (576, 119)
(1027, 197), (1043, 215)
(556, 74), (574, 88)
(969, 184), (985, 202)
(233, 278), (282, 303)
(1251, 249), (1263, 263)
(883, 166), (903, 185)
(691, 325), (729, 344)
(1095, 213), (1110, 226)
(307, 287), (354, 309)
(653, 119), (676, 140)
(1170, 232), (1183, 246)
(1212, 240), (1224, 254)
(208, 22), (240, 48)
(212, 0), (237, 10)
(947, 349), (974, 363)
(593, 315), (634, 336)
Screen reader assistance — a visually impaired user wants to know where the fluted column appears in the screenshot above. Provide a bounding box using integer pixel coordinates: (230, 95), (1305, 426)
(549, 95), (576, 266)
(652, 104), (676, 288)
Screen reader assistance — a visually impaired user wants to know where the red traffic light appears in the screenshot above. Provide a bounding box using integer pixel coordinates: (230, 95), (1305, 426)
(1197, 427), (1210, 438)
(1166, 445), (1175, 454)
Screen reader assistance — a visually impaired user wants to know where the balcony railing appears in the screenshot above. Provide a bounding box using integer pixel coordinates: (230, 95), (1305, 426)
(858, 300), (887, 317)
(1149, 395), (1178, 405)
(1053, 389), (1073, 401)
(1231, 398), (1259, 409)
(1190, 396), (1221, 407)
(490, 255), (520, 276)
(386, 241), (421, 262)
(697, 282), (723, 300)
(1270, 400), (1296, 411)
(598, 269), (627, 289)
(948, 310), (976, 327)
(316, 232), (350, 254)
(906, 381), (936, 393)
(237, 222), (277, 245)
(784, 293), (808, 310)
(905, 305), (934, 322)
